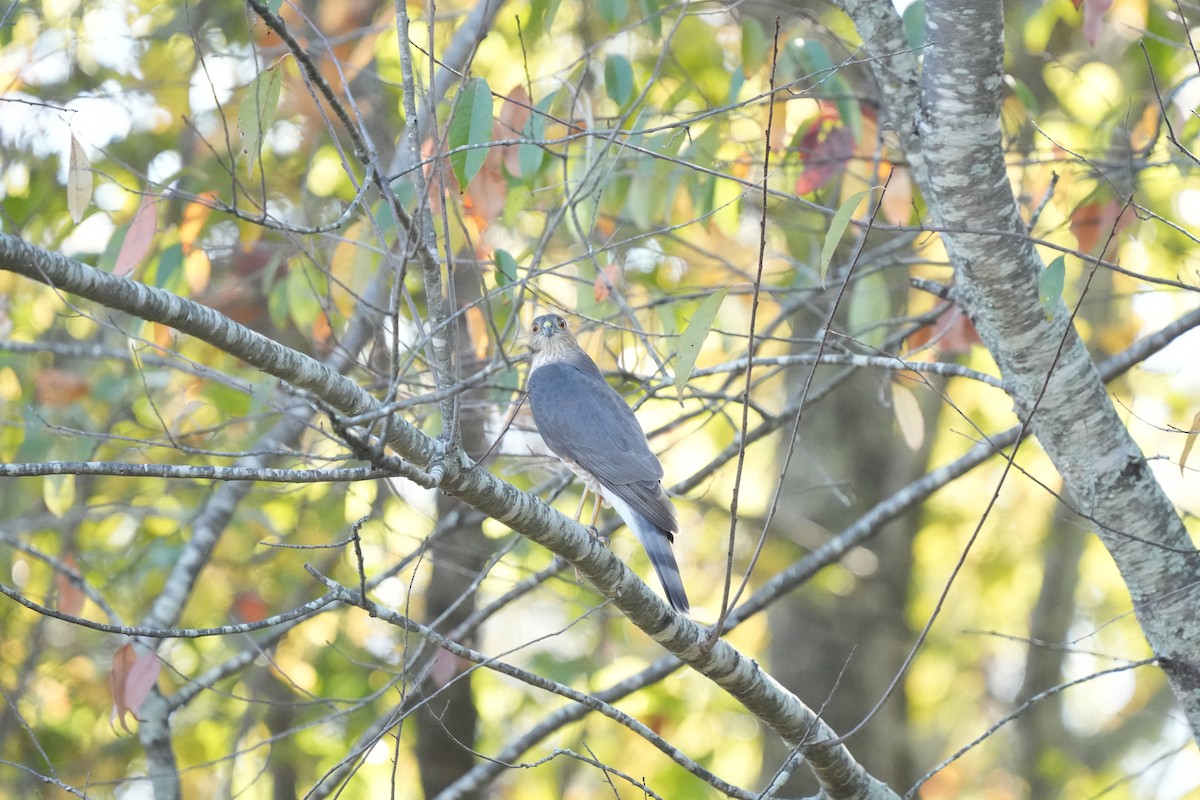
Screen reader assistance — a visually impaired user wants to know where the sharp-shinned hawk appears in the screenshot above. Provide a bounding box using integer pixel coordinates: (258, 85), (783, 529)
(526, 313), (689, 613)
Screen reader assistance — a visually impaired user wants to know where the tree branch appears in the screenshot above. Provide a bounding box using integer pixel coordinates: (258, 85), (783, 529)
(0, 233), (896, 799)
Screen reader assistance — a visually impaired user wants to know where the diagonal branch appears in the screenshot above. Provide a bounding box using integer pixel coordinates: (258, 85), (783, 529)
(0, 233), (896, 799)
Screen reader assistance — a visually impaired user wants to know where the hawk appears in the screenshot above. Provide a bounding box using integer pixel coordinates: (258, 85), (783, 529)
(526, 313), (689, 613)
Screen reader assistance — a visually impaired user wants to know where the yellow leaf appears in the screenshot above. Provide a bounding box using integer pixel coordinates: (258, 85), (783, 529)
(43, 474), (75, 518)
(893, 383), (925, 451)
(1181, 411), (1200, 476)
(67, 133), (92, 223)
(184, 248), (211, 294)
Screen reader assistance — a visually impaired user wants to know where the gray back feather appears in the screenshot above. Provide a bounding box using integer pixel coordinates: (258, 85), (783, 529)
(528, 360), (677, 534)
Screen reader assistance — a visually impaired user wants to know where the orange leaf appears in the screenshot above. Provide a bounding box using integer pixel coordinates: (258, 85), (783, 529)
(34, 368), (90, 406)
(498, 86), (533, 177)
(110, 643), (161, 733)
(1130, 103), (1159, 152)
(463, 156), (506, 229)
(879, 164), (913, 226)
(465, 305), (489, 361)
(312, 310), (332, 347)
(55, 552), (85, 617)
(115, 193), (158, 277)
(594, 262), (621, 302)
(179, 192), (218, 253)
(1070, 199), (1133, 257)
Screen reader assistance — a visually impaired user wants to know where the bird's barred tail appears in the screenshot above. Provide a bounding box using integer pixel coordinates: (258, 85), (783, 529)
(642, 530), (690, 614)
(603, 494), (690, 613)
(632, 517), (690, 614)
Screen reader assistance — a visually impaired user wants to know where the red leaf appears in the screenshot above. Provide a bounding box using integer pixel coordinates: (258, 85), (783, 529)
(906, 301), (981, 357)
(1082, 0), (1113, 45)
(55, 552), (86, 617)
(232, 590), (268, 623)
(110, 643), (161, 733)
(430, 648), (469, 688)
(1070, 199), (1133, 256)
(795, 125), (854, 196)
(114, 193), (158, 277)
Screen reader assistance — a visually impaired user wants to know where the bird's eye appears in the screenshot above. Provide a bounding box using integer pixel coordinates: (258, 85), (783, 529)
(556, 318), (565, 329)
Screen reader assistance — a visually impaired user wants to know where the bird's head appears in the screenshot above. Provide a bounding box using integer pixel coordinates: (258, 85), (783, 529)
(528, 314), (581, 365)
(531, 313), (569, 341)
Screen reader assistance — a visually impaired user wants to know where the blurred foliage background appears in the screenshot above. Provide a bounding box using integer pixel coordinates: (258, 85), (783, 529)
(1, 0), (1199, 797)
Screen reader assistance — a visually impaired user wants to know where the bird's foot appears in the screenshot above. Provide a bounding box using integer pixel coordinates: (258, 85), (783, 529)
(587, 525), (609, 546)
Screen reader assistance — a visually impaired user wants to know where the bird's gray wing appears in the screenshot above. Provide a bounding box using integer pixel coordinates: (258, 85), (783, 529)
(528, 361), (661, 483)
(528, 361), (676, 532)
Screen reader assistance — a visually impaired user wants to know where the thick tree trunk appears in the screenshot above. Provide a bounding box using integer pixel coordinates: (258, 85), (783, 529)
(765, 366), (923, 793)
(845, 0), (1200, 735)
(415, 257), (495, 798)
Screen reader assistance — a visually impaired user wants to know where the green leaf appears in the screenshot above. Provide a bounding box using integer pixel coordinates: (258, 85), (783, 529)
(789, 40), (862, 142)
(675, 287), (730, 402)
(1039, 255), (1066, 318)
(528, 0), (563, 39)
(494, 249), (518, 286)
(598, 0), (627, 29)
(449, 78), (494, 189)
(902, 1), (926, 49)
(604, 54), (634, 107)
(153, 243), (184, 289)
(287, 260), (326, 330)
(819, 189), (870, 287)
(238, 61), (283, 176)
(517, 92), (555, 183)
(1005, 74), (1040, 115)
(741, 17), (767, 76)
(97, 223), (128, 273)
(790, 38), (833, 76)
(847, 270), (889, 348)
(638, 0), (661, 40)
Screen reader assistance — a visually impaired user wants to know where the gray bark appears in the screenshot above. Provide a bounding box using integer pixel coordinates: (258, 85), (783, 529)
(840, 0), (1200, 735)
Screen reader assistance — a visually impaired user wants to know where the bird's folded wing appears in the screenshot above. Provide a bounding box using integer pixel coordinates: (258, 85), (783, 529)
(529, 362), (677, 528)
